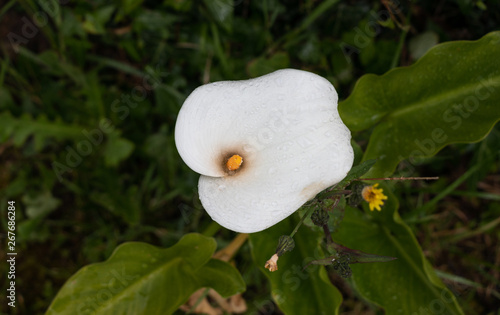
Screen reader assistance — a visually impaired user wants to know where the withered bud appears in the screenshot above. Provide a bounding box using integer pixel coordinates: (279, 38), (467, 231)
(265, 254), (279, 272)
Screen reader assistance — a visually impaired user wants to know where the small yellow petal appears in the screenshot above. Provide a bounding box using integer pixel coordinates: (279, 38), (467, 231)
(362, 184), (388, 212)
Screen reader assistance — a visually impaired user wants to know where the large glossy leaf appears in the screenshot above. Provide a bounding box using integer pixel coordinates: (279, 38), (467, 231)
(339, 31), (500, 177)
(249, 214), (342, 315)
(333, 184), (464, 314)
(46, 233), (245, 315)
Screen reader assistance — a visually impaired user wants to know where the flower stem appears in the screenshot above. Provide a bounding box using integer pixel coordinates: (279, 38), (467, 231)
(289, 204), (316, 238)
(323, 224), (333, 245)
(213, 233), (249, 262)
(329, 190), (351, 195)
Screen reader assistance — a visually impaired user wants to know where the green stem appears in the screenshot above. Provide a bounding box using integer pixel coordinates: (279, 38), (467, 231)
(419, 163), (480, 214)
(265, 0), (339, 55)
(201, 221), (221, 237)
(322, 224), (333, 245)
(389, 9), (411, 69)
(318, 189), (351, 201)
(0, 0), (16, 19)
(390, 26), (408, 69)
(289, 205), (316, 238)
(329, 190), (351, 195)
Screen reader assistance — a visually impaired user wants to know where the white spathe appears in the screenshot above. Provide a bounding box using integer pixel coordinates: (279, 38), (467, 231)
(175, 69), (354, 233)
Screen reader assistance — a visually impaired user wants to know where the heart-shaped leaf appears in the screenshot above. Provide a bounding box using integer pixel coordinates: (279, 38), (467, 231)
(46, 233), (245, 315)
(339, 31), (500, 177)
(333, 184), (464, 314)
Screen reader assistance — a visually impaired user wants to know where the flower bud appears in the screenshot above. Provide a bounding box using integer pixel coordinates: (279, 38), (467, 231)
(347, 181), (364, 207)
(311, 208), (330, 226)
(275, 235), (295, 257)
(332, 254), (352, 278)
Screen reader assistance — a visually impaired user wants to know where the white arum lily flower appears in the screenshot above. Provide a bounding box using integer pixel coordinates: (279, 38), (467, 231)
(175, 69), (354, 233)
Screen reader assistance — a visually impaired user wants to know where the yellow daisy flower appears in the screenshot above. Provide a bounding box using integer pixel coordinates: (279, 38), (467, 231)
(361, 183), (388, 211)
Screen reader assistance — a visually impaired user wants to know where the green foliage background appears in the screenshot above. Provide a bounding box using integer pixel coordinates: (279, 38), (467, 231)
(1, 0), (499, 314)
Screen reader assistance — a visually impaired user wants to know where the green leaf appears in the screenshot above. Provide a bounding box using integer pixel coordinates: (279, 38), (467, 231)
(203, 0), (234, 31)
(103, 132), (135, 166)
(82, 6), (116, 34)
(339, 31), (500, 177)
(0, 86), (14, 110)
(22, 190), (61, 219)
(87, 55), (146, 78)
(18, 218), (50, 242)
(35, 50), (86, 85)
(297, 36), (321, 64)
(247, 52), (290, 78)
(359, 40), (398, 74)
(46, 233), (245, 315)
(409, 31), (439, 60)
(120, 0), (144, 16)
(336, 159), (377, 187)
(332, 184), (464, 314)
(164, 0), (192, 12)
(0, 112), (83, 151)
(196, 259), (245, 297)
(249, 214), (342, 315)
(90, 185), (141, 225)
